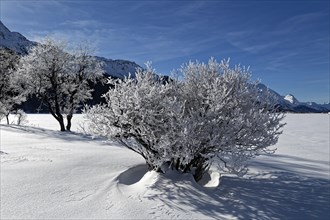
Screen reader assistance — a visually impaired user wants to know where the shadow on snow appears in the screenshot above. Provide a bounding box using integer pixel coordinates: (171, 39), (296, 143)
(144, 155), (330, 220)
(0, 124), (117, 147)
(117, 164), (148, 185)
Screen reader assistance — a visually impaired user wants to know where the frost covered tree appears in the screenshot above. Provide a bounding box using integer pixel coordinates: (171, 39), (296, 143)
(83, 58), (285, 181)
(62, 44), (104, 131)
(0, 48), (26, 124)
(14, 39), (103, 131)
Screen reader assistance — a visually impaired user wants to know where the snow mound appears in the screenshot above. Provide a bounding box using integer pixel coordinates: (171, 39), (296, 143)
(134, 170), (160, 187)
(116, 164), (148, 185)
(0, 151), (8, 155)
(198, 170), (221, 188)
(116, 166), (200, 189)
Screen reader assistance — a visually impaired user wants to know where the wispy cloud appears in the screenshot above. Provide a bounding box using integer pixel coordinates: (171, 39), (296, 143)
(264, 52), (298, 72)
(60, 19), (102, 29)
(225, 30), (281, 54)
(279, 11), (327, 31)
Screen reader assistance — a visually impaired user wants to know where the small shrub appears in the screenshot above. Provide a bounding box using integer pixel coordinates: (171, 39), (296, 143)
(83, 58), (285, 181)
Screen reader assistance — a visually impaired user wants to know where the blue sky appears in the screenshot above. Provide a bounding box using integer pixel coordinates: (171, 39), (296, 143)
(1, 0), (329, 103)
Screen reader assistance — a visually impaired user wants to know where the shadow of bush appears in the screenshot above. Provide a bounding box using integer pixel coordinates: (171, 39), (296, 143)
(146, 166), (329, 219)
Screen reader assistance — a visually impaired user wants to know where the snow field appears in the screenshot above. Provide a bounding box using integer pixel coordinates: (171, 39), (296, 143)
(1, 114), (329, 219)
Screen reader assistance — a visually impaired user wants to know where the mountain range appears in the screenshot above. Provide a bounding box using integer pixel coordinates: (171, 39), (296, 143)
(256, 84), (330, 113)
(0, 21), (329, 113)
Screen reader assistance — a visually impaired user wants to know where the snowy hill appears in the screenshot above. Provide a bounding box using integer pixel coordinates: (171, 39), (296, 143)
(0, 21), (36, 55)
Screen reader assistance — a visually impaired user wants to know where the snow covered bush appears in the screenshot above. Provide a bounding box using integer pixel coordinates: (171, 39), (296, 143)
(14, 38), (104, 131)
(0, 48), (26, 125)
(13, 109), (29, 125)
(83, 58), (285, 181)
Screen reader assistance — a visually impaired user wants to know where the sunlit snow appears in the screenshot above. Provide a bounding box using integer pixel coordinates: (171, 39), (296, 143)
(1, 114), (329, 219)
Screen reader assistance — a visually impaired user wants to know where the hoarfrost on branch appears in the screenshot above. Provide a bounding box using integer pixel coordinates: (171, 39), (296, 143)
(84, 58), (285, 181)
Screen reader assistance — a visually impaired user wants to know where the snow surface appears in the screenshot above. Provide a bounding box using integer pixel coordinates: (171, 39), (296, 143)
(1, 114), (329, 219)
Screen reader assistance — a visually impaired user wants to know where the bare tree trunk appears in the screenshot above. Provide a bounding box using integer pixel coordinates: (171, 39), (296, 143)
(5, 113), (9, 125)
(66, 114), (72, 131)
(54, 94), (65, 131)
(56, 114), (65, 131)
(192, 156), (209, 182)
(47, 101), (66, 131)
(17, 112), (22, 125)
(59, 117), (65, 131)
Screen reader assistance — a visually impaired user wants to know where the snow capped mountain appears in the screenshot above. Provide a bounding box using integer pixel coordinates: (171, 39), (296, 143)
(258, 83), (330, 113)
(0, 21), (37, 55)
(284, 94), (299, 105)
(95, 56), (141, 78)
